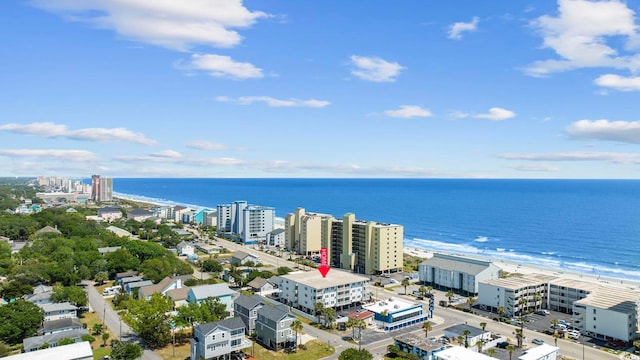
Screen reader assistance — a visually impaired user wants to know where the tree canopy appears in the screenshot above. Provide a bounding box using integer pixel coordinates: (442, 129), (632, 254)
(0, 300), (44, 345)
(338, 348), (373, 360)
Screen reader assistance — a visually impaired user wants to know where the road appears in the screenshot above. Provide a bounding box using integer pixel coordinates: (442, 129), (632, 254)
(84, 281), (162, 360)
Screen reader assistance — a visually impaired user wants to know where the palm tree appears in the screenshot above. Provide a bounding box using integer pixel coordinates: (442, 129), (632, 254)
(422, 321), (432, 338)
(513, 328), (524, 348)
(290, 319), (303, 349)
(553, 330), (559, 347)
(534, 293), (543, 311)
(475, 340), (484, 353)
(314, 302), (324, 324)
(401, 278), (410, 295)
(463, 329), (471, 348)
(506, 345), (516, 360)
(418, 285), (427, 297)
(354, 320), (366, 350)
(445, 290), (455, 304)
(322, 307), (336, 329)
(479, 322), (487, 331)
(467, 297), (476, 310)
(497, 306), (506, 318)
(457, 335), (465, 346)
(550, 318), (559, 328)
(518, 297), (528, 315)
(486, 348), (496, 358)
(426, 286), (433, 296)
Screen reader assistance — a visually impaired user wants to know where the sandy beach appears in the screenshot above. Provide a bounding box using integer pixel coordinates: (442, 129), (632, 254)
(403, 246), (640, 292)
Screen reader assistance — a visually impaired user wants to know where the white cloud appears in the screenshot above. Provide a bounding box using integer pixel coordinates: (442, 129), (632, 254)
(0, 149), (97, 162)
(31, 0), (268, 51)
(525, 0), (640, 77)
(215, 95), (330, 107)
(150, 150), (182, 158)
(114, 154), (247, 167)
(448, 16), (480, 40)
(259, 160), (447, 177)
(384, 105), (433, 118)
(473, 107), (516, 121)
(594, 74), (640, 91)
(496, 151), (640, 163)
(350, 55), (405, 82)
(0, 122), (157, 145)
(507, 163), (560, 172)
(566, 119), (640, 143)
(188, 54), (263, 79)
(187, 141), (231, 151)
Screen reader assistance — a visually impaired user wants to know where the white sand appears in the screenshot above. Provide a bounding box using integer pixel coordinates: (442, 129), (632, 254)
(403, 246), (640, 292)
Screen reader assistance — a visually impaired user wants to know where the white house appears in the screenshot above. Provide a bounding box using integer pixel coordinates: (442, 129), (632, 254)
(442, 324), (491, 347)
(519, 344), (559, 360)
(7, 341), (93, 360)
(190, 317), (250, 360)
(231, 251), (262, 266)
(177, 241), (195, 256)
(97, 207), (122, 222)
(39, 302), (78, 321)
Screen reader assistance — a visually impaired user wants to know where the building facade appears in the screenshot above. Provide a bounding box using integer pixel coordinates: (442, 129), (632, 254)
(90, 175), (113, 202)
(255, 304), (296, 351)
(234, 295), (265, 335)
(190, 318), (250, 360)
(278, 270), (369, 313)
(284, 208), (332, 255)
(418, 253), (502, 296)
(477, 274), (555, 317)
(217, 201), (275, 244)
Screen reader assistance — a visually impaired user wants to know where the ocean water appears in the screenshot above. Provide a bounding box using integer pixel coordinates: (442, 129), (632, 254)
(111, 178), (640, 281)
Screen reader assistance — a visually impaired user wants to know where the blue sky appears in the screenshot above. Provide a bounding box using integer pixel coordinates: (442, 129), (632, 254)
(2, 0), (640, 179)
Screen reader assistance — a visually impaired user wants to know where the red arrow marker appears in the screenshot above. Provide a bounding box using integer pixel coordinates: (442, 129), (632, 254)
(318, 265), (330, 277)
(318, 247), (330, 277)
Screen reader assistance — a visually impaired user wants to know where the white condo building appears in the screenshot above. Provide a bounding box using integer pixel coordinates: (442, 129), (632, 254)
(418, 253), (502, 296)
(217, 201), (275, 244)
(278, 269), (369, 312)
(478, 274), (555, 317)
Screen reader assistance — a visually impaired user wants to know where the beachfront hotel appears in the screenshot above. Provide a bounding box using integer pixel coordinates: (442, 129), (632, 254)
(477, 273), (555, 317)
(278, 269), (369, 313)
(217, 200), (275, 244)
(90, 174), (113, 202)
(418, 253), (502, 296)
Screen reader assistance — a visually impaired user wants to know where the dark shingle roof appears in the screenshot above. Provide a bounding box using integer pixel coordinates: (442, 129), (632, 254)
(257, 304), (291, 322)
(196, 317), (246, 335)
(234, 294), (264, 310)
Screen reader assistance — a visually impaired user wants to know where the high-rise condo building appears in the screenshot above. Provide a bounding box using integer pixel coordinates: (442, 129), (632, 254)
(217, 201), (275, 245)
(284, 208), (333, 255)
(90, 175), (113, 202)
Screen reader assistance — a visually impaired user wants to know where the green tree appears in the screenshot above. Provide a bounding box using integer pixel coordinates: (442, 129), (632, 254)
(422, 321), (432, 338)
(506, 345), (515, 360)
(475, 339), (484, 353)
(92, 323), (104, 335)
(463, 329), (471, 348)
(418, 285), (427, 297)
(110, 341), (143, 360)
(290, 319), (303, 349)
(94, 271), (109, 285)
(467, 297), (476, 310)
(338, 348), (373, 360)
(445, 290), (455, 304)
(201, 259), (223, 273)
(386, 344), (399, 356)
(57, 337), (75, 346)
(401, 278), (410, 295)
(518, 297), (528, 315)
(0, 299), (44, 345)
(102, 332), (110, 347)
(276, 267), (292, 275)
(122, 293), (173, 348)
(497, 306), (506, 318)
(486, 348), (496, 357)
(51, 284), (87, 307)
(513, 328), (524, 348)
(105, 249), (140, 275)
(322, 307), (336, 329)
(174, 297), (227, 328)
(314, 302), (324, 325)
(0, 281), (33, 300)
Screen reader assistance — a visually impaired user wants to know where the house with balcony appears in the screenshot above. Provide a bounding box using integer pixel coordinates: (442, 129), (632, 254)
(187, 284), (237, 316)
(234, 294), (264, 335)
(190, 317), (250, 360)
(39, 302), (78, 321)
(255, 304), (296, 351)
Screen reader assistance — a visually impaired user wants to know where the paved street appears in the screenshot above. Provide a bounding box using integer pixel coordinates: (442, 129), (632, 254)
(84, 280), (162, 360)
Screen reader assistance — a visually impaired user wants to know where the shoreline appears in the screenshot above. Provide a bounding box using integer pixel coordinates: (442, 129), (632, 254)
(112, 192), (640, 289)
(403, 246), (640, 291)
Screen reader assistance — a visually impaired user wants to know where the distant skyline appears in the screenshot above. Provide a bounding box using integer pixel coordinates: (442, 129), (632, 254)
(2, 0), (640, 178)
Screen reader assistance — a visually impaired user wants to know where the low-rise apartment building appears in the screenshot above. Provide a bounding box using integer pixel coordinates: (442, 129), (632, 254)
(418, 253), (502, 296)
(278, 269), (369, 313)
(477, 274), (555, 317)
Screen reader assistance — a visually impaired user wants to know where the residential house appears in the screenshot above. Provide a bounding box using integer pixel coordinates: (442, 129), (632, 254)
(127, 208), (154, 221)
(190, 317), (250, 360)
(97, 207), (122, 222)
(24, 285), (53, 305)
(434, 346), (495, 360)
(177, 241), (195, 256)
(394, 333), (448, 360)
(5, 341), (93, 360)
(187, 284), (237, 316)
(167, 287), (191, 308)
(38, 317), (84, 336)
(22, 328), (89, 352)
(115, 271), (138, 283)
(255, 304), (296, 351)
(230, 251), (262, 266)
(233, 294), (264, 335)
(442, 324), (491, 348)
(519, 344), (559, 360)
(124, 280), (153, 295)
(138, 275), (190, 300)
(105, 226), (133, 238)
(35, 226), (62, 237)
(247, 277), (279, 297)
(39, 302), (78, 321)
(97, 246), (121, 256)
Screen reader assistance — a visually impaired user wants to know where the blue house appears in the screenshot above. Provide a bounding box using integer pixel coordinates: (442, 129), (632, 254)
(186, 284), (237, 316)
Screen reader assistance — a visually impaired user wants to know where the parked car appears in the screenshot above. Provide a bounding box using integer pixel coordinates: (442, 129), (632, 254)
(496, 341), (510, 349)
(532, 338), (545, 345)
(567, 330), (581, 340)
(535, 310), (550, 315)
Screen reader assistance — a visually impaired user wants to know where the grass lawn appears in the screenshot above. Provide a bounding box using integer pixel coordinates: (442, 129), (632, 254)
(154, 331), (192, 360)
(249, 340), (334, 360)
(79, 311), (113, 359)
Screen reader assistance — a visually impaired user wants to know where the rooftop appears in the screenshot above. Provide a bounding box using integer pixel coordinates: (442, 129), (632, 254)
(6, 341), (92, 360)
(518, 344), (559, 360)
(575, 288), (639, 313)
(189, 283), (236, 300)
(482, 273), (557, 290)
(434, 346), (495, 360)
(394, 333), (446, 352)
(363, 297), (420, 314)
(280, 269), (369, 289)
(443, 324), (488, 338)
(420, 253), (498, 275)
(196, 317), (246, 335)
